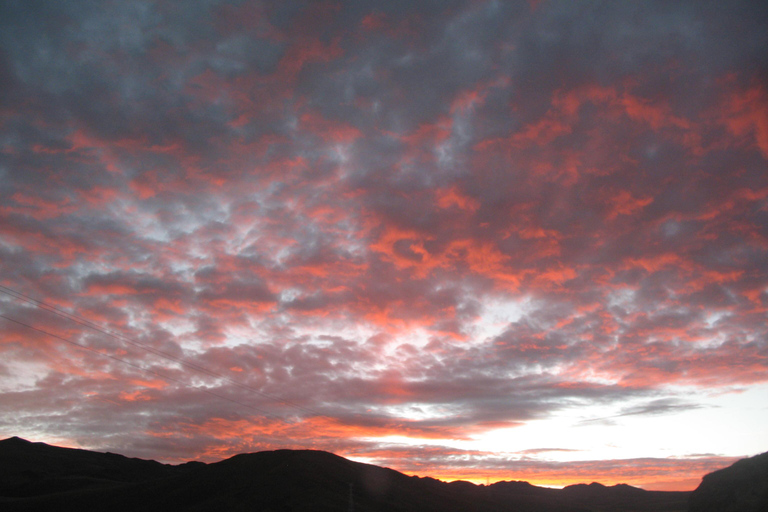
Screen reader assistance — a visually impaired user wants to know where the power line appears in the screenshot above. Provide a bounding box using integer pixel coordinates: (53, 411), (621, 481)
(0, 284), (324, 419)
(0, 313), (287, 422)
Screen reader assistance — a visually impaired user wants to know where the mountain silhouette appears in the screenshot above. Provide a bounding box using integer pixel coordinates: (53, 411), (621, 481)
(688, 451), (768, 512)
(0, 436), (697, 511)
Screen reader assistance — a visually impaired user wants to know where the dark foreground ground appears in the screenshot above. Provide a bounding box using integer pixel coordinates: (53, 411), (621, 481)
(0, 437), (764, 512)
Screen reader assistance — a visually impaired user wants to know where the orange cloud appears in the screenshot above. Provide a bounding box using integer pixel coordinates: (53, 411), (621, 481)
(435, 186), (480, 212)
(607, 190), (654, 219)
(722, 84), (768, 157)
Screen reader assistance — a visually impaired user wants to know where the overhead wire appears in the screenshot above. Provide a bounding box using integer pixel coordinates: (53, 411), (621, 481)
(0, 284), (325, 420)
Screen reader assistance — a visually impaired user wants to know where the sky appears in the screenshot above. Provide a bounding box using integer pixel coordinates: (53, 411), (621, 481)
(0, 0), (767, 492)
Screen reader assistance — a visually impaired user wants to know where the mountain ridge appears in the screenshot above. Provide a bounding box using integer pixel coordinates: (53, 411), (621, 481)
(0, 436), (735, 512)
(688, 451), (768, 512)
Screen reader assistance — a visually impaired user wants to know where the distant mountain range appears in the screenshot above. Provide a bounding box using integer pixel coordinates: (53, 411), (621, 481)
(0, 436), (764, 512)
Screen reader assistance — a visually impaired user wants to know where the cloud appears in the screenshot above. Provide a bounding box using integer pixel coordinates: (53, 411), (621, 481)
(1, 0), (767, 489)
(617, 399), (706, 417)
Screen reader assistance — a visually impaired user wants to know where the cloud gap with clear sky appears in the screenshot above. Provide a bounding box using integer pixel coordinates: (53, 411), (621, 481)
(1, 0), (767, 491)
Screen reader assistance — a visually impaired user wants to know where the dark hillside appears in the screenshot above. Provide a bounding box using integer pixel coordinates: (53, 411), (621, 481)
(0, 436), (180, 496)
(688, 451), (768, 512)
(0, 437), (694, 512)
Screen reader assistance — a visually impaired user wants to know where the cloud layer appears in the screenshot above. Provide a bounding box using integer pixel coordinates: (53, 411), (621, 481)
(1, 0), (767, 490)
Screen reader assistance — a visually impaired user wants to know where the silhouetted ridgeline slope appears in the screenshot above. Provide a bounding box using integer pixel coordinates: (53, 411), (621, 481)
(688, 451), (768, 512)
(0, 436), (693, 512)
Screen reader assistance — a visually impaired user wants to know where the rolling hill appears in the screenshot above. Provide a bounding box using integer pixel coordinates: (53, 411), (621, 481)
(0, 436), (738, 512)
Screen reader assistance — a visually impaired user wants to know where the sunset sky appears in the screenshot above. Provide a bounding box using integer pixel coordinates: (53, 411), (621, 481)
(1, 0), (767, 492)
